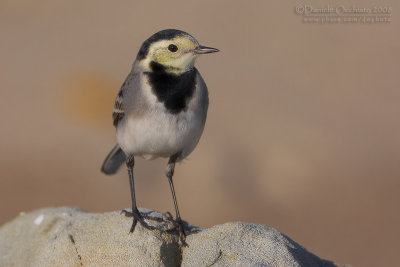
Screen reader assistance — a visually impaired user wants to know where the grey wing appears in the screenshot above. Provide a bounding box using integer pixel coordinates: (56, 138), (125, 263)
(112, 62), (144, 127)
(112, 72), (135, 127)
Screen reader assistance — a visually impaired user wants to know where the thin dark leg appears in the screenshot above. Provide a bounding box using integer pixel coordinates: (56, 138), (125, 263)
(166, 155), (182, 221)
(168, 176), (181, 218)
(166, 154), (187, 246)
(124, 156), (138, 232)
(128, 156), (138, 232)
(122, 155), (156, 232)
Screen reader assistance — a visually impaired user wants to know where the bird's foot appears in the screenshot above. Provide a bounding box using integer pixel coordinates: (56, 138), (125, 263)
(121, 209), (175, 223)
(121, 209), (200, 247)
(121, 209), (157, 232)
(166, 217), (201, 247)
(174, 218), (188, 247)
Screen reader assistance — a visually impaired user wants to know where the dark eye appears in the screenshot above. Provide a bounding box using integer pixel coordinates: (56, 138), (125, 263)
(168, 44), (178, 52)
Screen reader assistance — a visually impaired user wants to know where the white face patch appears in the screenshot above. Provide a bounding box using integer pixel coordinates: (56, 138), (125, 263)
(142, 36), (199, 73)
(165, 52), (198, 72)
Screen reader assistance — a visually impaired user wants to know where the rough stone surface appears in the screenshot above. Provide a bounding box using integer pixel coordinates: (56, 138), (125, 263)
(0, 207), (348, 267)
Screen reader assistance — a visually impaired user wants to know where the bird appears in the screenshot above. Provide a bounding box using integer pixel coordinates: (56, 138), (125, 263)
(101, 29), (219, 244)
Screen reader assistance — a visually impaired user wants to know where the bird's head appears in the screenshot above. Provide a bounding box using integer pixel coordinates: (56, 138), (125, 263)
(136, 29), (219, 74)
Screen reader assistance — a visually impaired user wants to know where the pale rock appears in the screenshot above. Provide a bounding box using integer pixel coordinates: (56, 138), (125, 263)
(0, 207), (349, 267)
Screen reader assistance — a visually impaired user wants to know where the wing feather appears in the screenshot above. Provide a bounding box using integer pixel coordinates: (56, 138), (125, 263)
(112, 71), (135, 127)
(112, 88), (125, 127)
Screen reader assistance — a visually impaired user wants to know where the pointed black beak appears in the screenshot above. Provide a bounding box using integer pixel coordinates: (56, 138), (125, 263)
(194, 45), (219, 54)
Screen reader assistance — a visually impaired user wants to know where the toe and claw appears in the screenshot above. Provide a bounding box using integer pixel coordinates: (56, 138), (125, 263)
(121, 209), (157, 232)
(121, 209), (196, 246)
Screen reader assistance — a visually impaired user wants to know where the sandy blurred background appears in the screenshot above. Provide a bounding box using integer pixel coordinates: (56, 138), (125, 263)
(1, 0), (399, 266)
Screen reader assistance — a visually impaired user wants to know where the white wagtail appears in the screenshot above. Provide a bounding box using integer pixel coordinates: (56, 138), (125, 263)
(101, 29), (218, 243)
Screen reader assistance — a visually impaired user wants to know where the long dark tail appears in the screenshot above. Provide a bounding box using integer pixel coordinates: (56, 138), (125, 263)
(101, 144), (126, 175)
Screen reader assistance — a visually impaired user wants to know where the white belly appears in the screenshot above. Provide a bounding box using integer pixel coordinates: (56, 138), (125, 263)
(117, 106), (205, 161)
